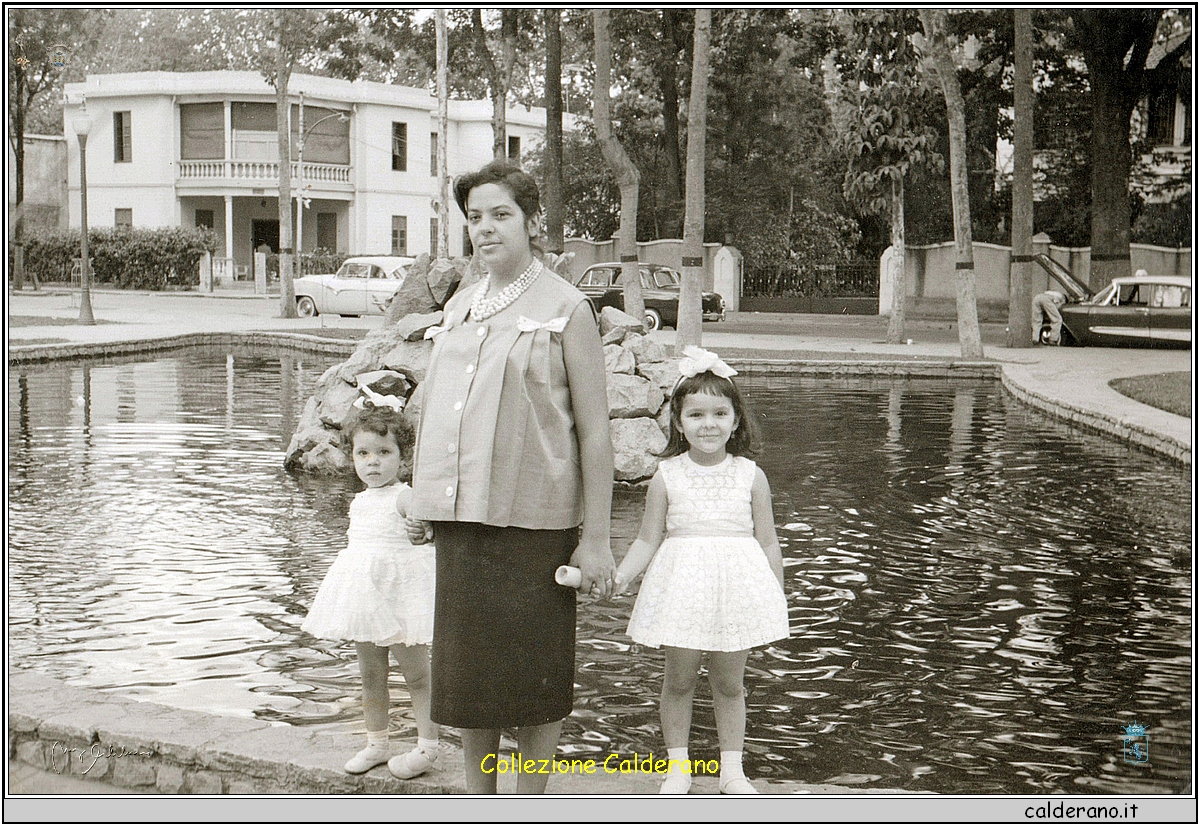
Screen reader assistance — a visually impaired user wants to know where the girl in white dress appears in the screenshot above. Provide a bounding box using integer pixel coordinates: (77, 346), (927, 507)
(302, 386), (441, 780)
(616, 347), (789, 795)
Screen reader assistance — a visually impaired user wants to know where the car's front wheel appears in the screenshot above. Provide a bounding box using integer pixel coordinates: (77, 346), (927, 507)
(296, 296), (318, 317)
(644, 308), (662, 332)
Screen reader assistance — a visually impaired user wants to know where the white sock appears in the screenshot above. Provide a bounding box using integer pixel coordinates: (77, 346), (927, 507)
(367, 729), (389, 749)
(720, 750), (745, 781)
(417, 736), (439, 754)
(666, 747), (689, 775)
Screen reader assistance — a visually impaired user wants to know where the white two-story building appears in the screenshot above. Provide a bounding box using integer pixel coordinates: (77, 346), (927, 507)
(62, 71), (547, 277)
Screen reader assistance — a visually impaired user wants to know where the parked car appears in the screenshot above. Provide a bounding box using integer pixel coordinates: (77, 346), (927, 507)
(294, 256), (416, 317)
(1033, 254), (1191, 348)
(572, 262), (726, 331)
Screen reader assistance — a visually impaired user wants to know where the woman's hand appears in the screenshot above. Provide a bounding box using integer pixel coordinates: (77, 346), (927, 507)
(406, 517), (434, 545)
(570, 537), (616, 600)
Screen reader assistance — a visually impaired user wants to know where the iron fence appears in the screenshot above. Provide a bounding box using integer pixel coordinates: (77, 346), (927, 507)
(743, 262), (878, 298)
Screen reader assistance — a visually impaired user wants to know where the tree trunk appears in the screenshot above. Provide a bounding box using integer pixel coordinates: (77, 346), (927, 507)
(543, 9), (565, 255)
(1086, 62), (1136, 292)
(884, 174), (907, 343)
(473, 9), (518, 161)
(276, 12), (296, 318)
(659, 9), (684, 236)
(436, 10), (450, 258)
(593, 10), (645, 326)
(12, 85), (27, 290)
(1007, 9), (1035, 348)
(921, 10), (983, 358)
(676, 9), (709, 352)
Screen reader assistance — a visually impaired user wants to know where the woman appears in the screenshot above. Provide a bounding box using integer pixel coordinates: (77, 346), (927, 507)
(409, 159), (616, 794)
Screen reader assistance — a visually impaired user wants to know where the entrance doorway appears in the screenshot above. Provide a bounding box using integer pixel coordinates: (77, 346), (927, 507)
(252, 219), (280, 253)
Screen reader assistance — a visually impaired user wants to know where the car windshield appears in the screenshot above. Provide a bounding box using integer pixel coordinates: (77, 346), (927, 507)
(1093, 284), (1116, 305)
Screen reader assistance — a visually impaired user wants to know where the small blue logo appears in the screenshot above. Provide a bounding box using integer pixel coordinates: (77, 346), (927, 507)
(1122, 723), (1149, 764)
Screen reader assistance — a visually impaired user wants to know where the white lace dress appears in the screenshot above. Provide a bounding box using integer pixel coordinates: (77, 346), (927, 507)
(626, 455), (790, 652)
(302, 483), (435, 647)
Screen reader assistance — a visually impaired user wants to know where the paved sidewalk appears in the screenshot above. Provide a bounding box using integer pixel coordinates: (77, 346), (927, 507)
(6, 287), (1192, 464)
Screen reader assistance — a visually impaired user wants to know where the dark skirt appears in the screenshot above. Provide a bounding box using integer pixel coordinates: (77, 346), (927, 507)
(430, 521), (578, 729)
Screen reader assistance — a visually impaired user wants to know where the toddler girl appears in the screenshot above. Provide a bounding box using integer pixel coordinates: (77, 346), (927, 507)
(616, 347), (789, 795)
(302, 379), (441, 779)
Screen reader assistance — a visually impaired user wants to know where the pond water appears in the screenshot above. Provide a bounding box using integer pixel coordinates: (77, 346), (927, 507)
(7, 347), (1192, 794)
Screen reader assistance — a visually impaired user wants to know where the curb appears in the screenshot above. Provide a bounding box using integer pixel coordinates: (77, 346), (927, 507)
(998, 368), (1191, 466)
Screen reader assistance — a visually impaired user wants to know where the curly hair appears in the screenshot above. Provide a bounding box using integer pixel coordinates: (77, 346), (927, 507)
(658, 371), (762, 459)
(453, 159), (541, 221)
(342, 405), (415, 458)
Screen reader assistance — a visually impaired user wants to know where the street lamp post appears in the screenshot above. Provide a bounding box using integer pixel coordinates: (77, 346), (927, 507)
(295, 93), (349, 261)
(72, 101), (95, 325)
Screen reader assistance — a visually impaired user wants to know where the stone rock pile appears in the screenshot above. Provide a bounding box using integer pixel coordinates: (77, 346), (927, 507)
(284, 270), (682, 485)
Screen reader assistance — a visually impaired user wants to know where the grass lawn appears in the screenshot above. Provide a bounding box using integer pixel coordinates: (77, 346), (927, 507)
(1110, 371), (1192, 418)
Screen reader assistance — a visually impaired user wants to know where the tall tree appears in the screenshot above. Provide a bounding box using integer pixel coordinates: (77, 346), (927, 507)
(1072, 9), (1189, 290)
(919, 9), (983, 358)
(472, 9), (521, 159)
(543, 9), (565, 255)
(675, 10), (710, 351)
(656, 9), (689, 236)
(1008, 9), (1034, 348)
(8, 9), (98, 289)
(593, 10), (645, 327)
(436, 10), (450, 258)
(829, 9), (940, 344)
(261, 9), (319, 318)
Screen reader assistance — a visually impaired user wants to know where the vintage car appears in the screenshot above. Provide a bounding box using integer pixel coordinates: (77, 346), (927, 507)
(1034, 254), (1191, 348)
(573, 262), (726, 331)
(294, 256), (415, 317)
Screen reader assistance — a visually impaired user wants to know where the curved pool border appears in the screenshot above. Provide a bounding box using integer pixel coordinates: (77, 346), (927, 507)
(8, 333), (1188, 467)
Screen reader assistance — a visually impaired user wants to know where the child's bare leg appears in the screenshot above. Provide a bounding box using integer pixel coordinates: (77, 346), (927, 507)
(661, 646), (702, 748)
(356, 642), (392, 733)
(514, 720), (563, 794)
(707, 649), (750, 753)
(708, 648), (756, 793)
(389, 643), (436, 740)
(460, 728), (501, 794)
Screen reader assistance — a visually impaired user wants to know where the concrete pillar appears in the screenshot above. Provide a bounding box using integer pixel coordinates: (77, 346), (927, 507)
(200, 252), (212, 292)
(712, 246), (741, 313)
(254, 252), (268, 295)
(224, 195), (234, 261)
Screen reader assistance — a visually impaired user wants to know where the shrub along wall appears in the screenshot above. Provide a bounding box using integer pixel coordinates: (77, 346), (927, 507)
(15, 227), (218, 290)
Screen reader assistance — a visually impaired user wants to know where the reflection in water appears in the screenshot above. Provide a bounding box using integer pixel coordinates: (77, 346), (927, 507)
(7, 349), (1191, 794)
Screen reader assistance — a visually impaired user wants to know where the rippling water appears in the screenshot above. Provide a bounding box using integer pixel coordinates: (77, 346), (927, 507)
(7, 348), (1192, 794)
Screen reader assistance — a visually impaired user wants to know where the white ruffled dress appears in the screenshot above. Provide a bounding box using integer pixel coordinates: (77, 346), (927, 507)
(302, 483), (435, 647)
(626, 454), (790, 652)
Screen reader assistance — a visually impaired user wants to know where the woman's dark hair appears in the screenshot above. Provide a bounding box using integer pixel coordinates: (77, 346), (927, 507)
(343, 406), (415, 458)
(659, 371), (762, 459)
(453, 159), (541, 222)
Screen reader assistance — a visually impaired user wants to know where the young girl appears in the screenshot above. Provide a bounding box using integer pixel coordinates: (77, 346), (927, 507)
(615, 347), (789, 795)
(301, 385), (441, 779)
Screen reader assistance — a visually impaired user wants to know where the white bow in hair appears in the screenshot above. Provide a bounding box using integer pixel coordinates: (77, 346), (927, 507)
(517, 315), (569, 333)
(353, 369), (411, 412)
(678, 346), (737, 380)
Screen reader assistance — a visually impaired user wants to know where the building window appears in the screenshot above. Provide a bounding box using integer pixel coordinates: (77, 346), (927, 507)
(317, 212), (337, 251)
(113, 111), (132, 163)
(462, 226), (473, 257)
(430, 217), (439, 255)
(392, 122), (408, 171)
(392, 215), (408, 255)
(195, 209), (215, 229)
(507, 135), (520, 161)
(430, 132), (438, 176)
(115, 208), (132, 228)
(180, 103), (224, 160)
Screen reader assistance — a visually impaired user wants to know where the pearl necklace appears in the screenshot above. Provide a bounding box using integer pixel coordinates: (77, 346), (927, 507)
(469, 259), (542, 321)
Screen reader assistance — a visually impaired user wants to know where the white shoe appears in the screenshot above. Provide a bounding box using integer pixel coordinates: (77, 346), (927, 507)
(344, 743), (390, 774)
(659, 773), (692, 794)
(720, 775), (759, 794)
(388, 745), (438, 779)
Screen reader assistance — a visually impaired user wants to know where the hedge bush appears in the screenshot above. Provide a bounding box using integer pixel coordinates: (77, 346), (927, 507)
(14, 226), (219, 290)
(262, 249), (351, 278)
